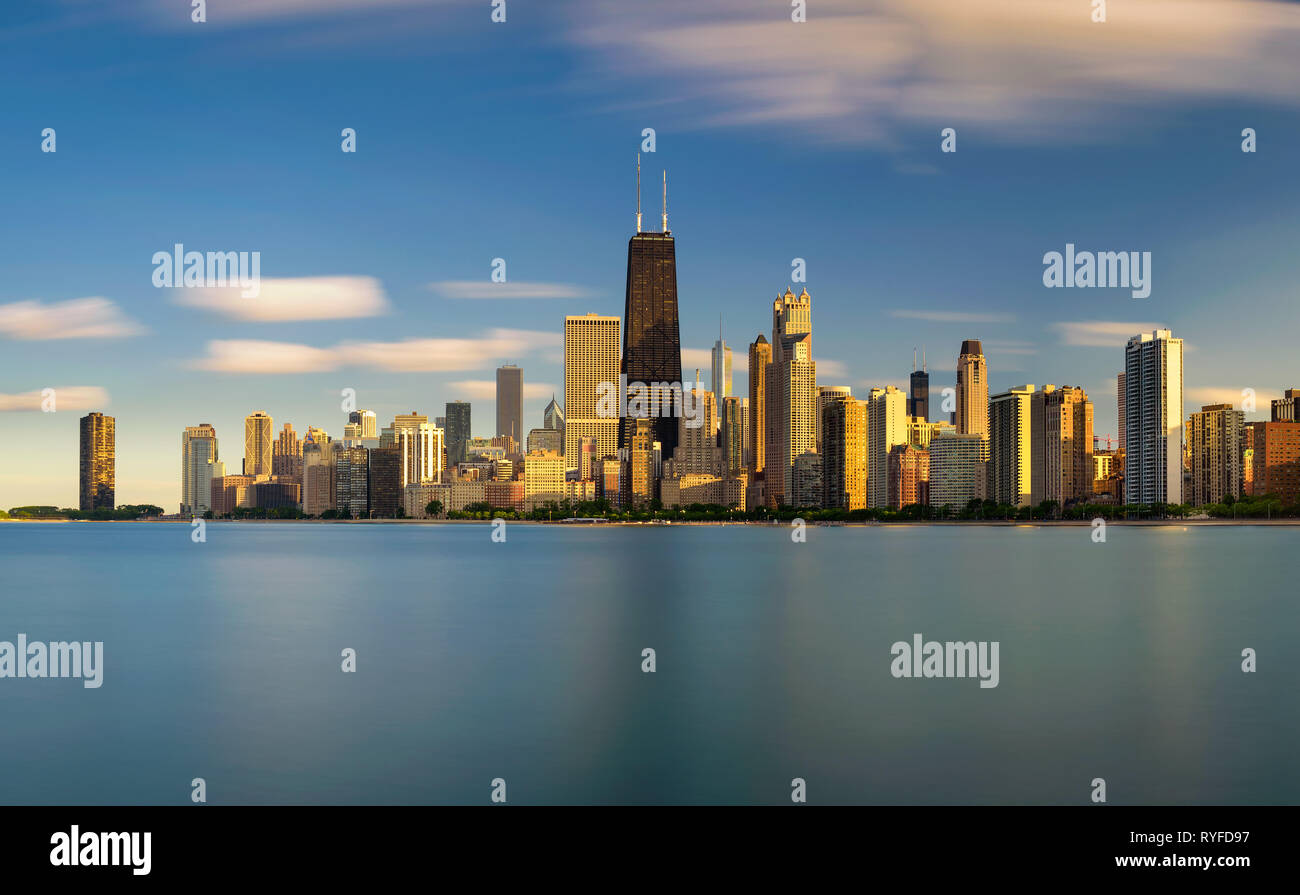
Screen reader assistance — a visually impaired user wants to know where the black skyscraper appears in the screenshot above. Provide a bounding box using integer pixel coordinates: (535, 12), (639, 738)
(620, 161), (682, 458)
(909, 349), (929, 422)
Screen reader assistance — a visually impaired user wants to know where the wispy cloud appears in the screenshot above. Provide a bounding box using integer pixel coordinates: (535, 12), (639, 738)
(446, 380), (558, 401)
(890, 310), (1017, 325)
(190, 329), (559, 375)
(431, 281), (591, 300)
(0, 386), (110, 412)
(682, 347), (749, 376)
(0, 298), (145, 340)
(1052, 321), (1165, 348)
(569, 0), (1300, 145)
(192, 340), (340, 374)
(174, 276), (389, 321)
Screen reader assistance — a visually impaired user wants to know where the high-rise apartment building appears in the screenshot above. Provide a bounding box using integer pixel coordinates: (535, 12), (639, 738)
(928, 430), (985, 510)
(367, 446), (403, 517)
(302, 440), (335, 517)
(1271, 388), (1300, 422)
(988, 385), (1035, 508)
(181, 423), (219, 514)
(524, 450), (566, 510)
(565, 313), (621, 470)
(392, 412), (441, 486)
(1253, 421), (1300, 504)
(1116, 372), (1126, 453)
(764, 288), (816, 505)
(748, 335), (771, 474)
(675, 382), (720, 474)
(720, 396), (745, 476)
(272, 422), (302, 479)
(243, 411), (273, 476)
(1123, 330), (1184, 505)
(445, 401), (471, 467)
(955, 340), (988, 439)
(347, 409), (377, 440)
(822, 395), (867, 510)
(79, 412), (115, 511)
(623, 418), (656, 508)
(496, 364), (523, 444)
(888, 444), (930, 510)
(1187, 403), (1244, 505)
(334, 446), (369, 517)
(867, 385), (907, 509)
(816, 385), (852, 454)
(1031, 385), (1093, 507)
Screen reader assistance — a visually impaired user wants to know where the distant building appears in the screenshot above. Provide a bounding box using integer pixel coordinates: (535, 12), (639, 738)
(243, 411), (273, 476)
(444, 401), (471, 467)
(181, 423), (219, 515)
(1271, 388), (1300, 422)
(928, 430), (985, 511)
(909, 350), (930, 422)
(272, 422), (302, 480)
(868, 386), (907, 509)
(79, 412), (115, 511)
(792, 452), (823, 508)
(989, 385), (1035, 508)
(211, 474), (256, 516)
(367, 446), (402, 517)
(888, 443), (929, 510)
(393, 412), (441, 486)
(711, 333), (732, 434)
(543, 395), (564, 440)
(816, 385), (852, 455)
(822, 395), (866, 510)
(302, 440), (335, 516)
(496, 365), (523, 444)
(565, 314), (621, 469)
(1253, 421), (1300, 504)
(748, 335), (771, 475)
(1187, 404), (1244, 505)
(1124, 329), (1184, 505)
(765, 288), (816, 505)
(524, 450), (566, 509)
(334, 447), (369, 517)
(955, 340), (988, 439)
(526, 427), (563, 456)
(720, 396), (746, 476)
(1031, 385), (1093, 507)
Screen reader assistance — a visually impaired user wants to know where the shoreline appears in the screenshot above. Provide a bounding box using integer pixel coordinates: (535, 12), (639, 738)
(5, 518), (1300, 527)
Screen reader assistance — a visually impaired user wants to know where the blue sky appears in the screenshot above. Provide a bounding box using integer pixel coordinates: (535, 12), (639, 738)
(3, 0), (1299, 509)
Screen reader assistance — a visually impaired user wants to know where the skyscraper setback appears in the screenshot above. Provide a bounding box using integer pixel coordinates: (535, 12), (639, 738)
(620, 157), (682, 460)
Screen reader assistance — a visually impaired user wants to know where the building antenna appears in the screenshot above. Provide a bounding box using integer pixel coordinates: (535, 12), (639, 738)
(636, 153), (642, 233)
(922, 346), (926, 373)
(662, 170), (669, 233)
(913, 347), (917, 371)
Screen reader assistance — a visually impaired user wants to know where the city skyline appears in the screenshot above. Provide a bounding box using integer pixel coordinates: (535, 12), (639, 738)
(5, 1), (1300, 509)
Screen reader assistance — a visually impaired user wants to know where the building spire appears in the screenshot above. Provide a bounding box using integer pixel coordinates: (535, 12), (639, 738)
(913, 347), (917, 371)
(636, 153), (642, 233)
(662, 170), (668, 233)
(922, 346), (926, 373)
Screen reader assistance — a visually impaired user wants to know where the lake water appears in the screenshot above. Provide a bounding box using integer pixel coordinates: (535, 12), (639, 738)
(1, 521), (1295, 805)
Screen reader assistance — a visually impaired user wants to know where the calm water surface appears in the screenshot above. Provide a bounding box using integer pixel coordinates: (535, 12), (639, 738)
(1, 521), (1295, 804)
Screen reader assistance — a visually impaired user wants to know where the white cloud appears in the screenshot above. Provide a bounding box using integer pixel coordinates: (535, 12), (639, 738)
(569, 0), (1300, 144)
(190, 328), (559, 375)
(0, 386), (110, 412)
(192, 340), (340, 374)
(447, 381), (558, 401)
(0, 298), (144, 340)
(818, 359), (849, 379)
(175, 276), (389, 321)
(431, 281), (591, 300)
(890, 310), (1017, 324)
(1052, 321), (1166, 348)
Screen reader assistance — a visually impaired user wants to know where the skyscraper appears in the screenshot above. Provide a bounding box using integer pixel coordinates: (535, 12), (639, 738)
(720, 396), (746, 476)
(1031, 385), (1094, 507)
(928, 430), (985, 511)
(868, 385), (907, 509)
(711, 327), (732, 434)
(346, 409), (377, 441)
(955, 340), (988, 439)
(620, 157), (682, 458)
(543, 395), (564, 435)
(181, 424), (219, 515)
(79, 412), (115, 512)
(988, 385), (1035, 508)
(909, 349), (929, 422)
(1187, 403), (1244, 505)
(496, 364), (523, 444)
(816, 385), (852, 454)
(764, 288), (816, 505)
(1271, 388), (1300, 422)
(392, 412), (441, 486)
(273, 422), (302, 479)
(822, 395), (867, 510)
(565, 313), (621, 470)
(243, 411), (273, 476)
(748, 335), (770, 475)
(445, 401), (471, 467)
(675, 379), (720, 474)
(1124, 329), (1184, 505)
(1116, 372), (1126, 453)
